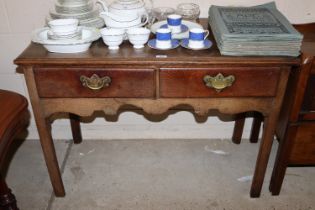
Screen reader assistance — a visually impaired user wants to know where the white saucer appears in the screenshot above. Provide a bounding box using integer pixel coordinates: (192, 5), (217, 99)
(160, 23), (189, 34)
(180, 38), (213, 50)
(147, 39), (179, 50)
(32, 26), (101, 53)
(150, 20), (203, 39)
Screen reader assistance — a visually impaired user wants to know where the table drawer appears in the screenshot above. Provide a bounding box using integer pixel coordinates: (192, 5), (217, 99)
(160, 67), (281, 98)
(34, 68), (156, 98)
(289, 123), (315, 164)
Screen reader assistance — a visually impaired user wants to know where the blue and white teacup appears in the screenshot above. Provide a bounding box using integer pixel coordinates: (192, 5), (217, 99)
(167, 14), (182, 34)
(156, 28), (172, 49)
(188, 28), (209, 49)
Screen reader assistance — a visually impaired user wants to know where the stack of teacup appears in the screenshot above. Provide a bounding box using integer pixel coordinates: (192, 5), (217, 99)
(153, 14), (210, 50)
(151, 14), (183, 49)
(47, 18), (82, 41)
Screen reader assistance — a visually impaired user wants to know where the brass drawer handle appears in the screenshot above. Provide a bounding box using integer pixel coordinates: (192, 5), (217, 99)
(80, 74), (111, 90)
(203, 73), (235, 92)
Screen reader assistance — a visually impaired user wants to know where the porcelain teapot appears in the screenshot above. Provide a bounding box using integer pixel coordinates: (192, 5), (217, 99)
(97, 0), (150, 28)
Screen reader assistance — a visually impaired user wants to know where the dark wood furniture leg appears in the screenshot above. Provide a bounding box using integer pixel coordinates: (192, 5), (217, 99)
(0, 90), (29, 210)
(23, 68), (65, 197)
(250, 69), (290, 197)
(251, 115), (277, 197)
(232, 112), (263, 144)
(269, 125), (298, 195)
(0, 177), (18, 210)
(232, 117), (245, 144)
(69, 114), (82, 144)
(249, 113), (263, 143)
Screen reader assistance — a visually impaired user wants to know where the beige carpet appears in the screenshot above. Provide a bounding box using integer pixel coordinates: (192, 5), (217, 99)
(6, 139), (315, 210)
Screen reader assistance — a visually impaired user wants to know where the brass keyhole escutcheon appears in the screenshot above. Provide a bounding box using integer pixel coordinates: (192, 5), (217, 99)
(203, 73), (235, 92)
(80, 74), (111, 90)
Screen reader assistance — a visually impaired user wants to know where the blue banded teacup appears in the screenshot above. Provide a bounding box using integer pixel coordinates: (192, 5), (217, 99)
(188, 28), (209, 49)
(156, 28), (172, 49)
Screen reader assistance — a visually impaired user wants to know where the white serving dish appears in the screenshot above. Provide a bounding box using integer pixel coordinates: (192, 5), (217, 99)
(150, 20), (203, 39)
(43, 43), (92, 53)
(31, 26), (101, 53)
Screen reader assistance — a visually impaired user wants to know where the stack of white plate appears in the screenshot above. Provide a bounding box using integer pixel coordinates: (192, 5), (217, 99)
(47, 0), (104, 28)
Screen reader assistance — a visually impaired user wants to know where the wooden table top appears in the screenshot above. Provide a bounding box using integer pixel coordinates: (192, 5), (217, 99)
(14, 19), (302, 66)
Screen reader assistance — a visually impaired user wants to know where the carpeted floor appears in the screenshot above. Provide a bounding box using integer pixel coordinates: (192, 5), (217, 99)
(6, 139), (315, 210)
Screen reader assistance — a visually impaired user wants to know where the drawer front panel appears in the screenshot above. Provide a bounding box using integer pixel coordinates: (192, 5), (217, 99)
(34, 68), (156, 98)
(160, 67), (281, 98)
(289, 123), (315, 164)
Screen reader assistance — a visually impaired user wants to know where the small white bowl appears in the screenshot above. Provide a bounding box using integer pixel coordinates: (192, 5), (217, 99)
(100, 28), (125, 50)
(127, 27), (151, 49)
(48, 18), (79, 35)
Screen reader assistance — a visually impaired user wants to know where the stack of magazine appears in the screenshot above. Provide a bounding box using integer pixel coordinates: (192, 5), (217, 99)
(208, 2), (303, 56)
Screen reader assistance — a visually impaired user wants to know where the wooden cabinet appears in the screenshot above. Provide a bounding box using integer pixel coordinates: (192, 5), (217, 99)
(301, 74), (315, 112)
(262, 23), (315, 195)
(269, 52), (315, 195)
(233, 23), (315, 195)
(232, 23), (315, 196)
(289, 123), (315, 164)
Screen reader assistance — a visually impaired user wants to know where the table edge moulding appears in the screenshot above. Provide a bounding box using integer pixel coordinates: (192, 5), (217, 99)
(14, 19), (300, 198)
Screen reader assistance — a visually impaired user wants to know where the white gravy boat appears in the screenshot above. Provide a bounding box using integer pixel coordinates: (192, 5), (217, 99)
(97, 0), (149, 29)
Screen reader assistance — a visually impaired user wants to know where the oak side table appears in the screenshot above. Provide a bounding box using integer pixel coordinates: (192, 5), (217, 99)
(14, 19), (300, 198)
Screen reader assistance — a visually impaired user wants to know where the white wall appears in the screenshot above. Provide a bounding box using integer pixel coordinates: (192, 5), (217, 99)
(1, 0), (314, 140)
